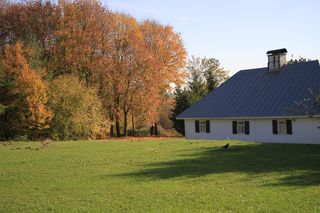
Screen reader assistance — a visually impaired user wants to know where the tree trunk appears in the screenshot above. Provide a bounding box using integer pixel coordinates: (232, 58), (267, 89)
(109, 125), (114, 138)
(131, 113), (135, 136)
(115, 114), (121, 137)
(109, 105), (114, 138)
(123, 110), (128, 136)
(114, 96), (121, 137)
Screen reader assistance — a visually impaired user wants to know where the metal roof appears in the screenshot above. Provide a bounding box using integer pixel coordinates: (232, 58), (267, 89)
(177, 60), (320, 119)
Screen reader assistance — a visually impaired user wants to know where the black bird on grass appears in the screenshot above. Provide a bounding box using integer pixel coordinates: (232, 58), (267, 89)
(223, 143), (229, 149)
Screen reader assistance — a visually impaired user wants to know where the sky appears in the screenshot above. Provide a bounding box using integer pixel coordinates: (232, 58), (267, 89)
(104, 0), (320, 75)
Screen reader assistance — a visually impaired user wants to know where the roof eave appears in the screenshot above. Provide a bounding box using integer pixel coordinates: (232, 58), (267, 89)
(177, 115), (320, 120)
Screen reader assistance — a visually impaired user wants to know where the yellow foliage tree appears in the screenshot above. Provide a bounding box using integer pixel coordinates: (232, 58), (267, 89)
(49, 75), (108, 140)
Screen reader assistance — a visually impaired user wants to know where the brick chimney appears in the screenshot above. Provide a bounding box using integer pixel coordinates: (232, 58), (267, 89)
(267, 48), (287, 72)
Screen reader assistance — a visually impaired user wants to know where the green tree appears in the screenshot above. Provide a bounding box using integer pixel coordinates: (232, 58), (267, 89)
(170, 86), (190, 135)
(0, 104), (5, 115)
(170, 56), (228, 135)
(202, 58), (228, 92)
(186, 56), (207, 103)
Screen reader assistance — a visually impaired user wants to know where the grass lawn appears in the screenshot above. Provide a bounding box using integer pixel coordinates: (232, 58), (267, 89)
(0, 139), (320, 212)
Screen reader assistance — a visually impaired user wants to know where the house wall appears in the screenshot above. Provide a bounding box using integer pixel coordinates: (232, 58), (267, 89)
(184, 118), (320, 144)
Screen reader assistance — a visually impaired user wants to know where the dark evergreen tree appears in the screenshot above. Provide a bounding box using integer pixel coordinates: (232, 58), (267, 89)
(187, 66), (208, 104)
(170, 86), (190, 135)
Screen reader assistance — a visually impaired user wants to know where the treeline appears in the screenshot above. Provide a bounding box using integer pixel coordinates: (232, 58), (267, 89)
(170, 56), (229, 135)
(0, 0), (186, 140)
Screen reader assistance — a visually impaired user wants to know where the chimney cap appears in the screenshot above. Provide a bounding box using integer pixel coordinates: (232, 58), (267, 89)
(266, 48), (287, 55)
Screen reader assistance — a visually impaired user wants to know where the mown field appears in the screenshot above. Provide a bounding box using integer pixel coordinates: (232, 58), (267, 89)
(0, 139), (320, 212)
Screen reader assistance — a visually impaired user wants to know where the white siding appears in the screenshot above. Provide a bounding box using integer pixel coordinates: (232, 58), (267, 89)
(184, 118), (320, 144)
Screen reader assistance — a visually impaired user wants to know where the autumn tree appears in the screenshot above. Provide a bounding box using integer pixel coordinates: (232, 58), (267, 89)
(0, 42), (52, 139)
(51, 0), (109, 83)
(96, 13), (144, 136)
(0, 0), (58, 61)
(0, 0), (188, 139)
(159, 95), (175, 129)
(49, 75), (108, 140)
(136, 20), (186, 133)
(103, 19), (187, 137)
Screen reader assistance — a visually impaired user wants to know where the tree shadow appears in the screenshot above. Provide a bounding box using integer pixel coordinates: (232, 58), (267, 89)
(112, 142), (320, 186)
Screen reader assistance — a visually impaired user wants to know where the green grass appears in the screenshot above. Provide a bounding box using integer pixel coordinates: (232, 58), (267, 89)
(0, 139), (320, 212)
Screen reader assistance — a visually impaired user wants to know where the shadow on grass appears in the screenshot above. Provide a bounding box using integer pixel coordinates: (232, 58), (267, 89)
(112, 142), (320, 186)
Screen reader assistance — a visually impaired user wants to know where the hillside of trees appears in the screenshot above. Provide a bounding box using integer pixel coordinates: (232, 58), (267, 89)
(0, 0), (188, 140)
(0, 0), (228, 140)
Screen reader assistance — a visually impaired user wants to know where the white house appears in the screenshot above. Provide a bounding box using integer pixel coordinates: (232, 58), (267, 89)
(177, 49), (320, 144)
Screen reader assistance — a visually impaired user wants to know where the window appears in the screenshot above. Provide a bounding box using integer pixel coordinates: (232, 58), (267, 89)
(272, 120), (292, 135)
(199, 121), (206, 132)
(238, 121), (245, 134)
(195, 120), (210, 133)
(278, 120), (287, 134)
(232, 121), (250, 135)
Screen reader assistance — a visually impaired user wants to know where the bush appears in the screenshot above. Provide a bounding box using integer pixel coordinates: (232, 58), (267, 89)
(48, 75), (108, 140)
(13, 134), (29, 142)
(157, 126), (182, 137)
(127, 125), (182, 137)
(127, 127), (150, 137)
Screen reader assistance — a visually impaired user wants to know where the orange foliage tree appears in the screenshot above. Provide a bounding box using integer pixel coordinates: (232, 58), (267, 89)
(97, 13), (148, 136)
(0, 42), (52, 138)
(0, 0), (187, 139)
(97, 16), (187, 137)
(51, 0), (109, 83)
(0, 0), (58, 60)
(133, 20), (186, 130)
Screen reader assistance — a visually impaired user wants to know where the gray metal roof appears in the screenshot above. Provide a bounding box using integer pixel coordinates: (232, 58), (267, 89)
(177, 60), (320, 119)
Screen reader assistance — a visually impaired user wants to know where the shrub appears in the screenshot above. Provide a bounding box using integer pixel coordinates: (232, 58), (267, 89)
(48, 75), (108, 140)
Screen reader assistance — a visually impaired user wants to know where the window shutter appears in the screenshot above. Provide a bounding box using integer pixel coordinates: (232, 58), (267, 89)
(232, 121), (237, 134)
(286, 120), (292, 135)
(195, 120), (200, 133)
(206, 120), (210, 133)
(272, 120), (278, 134)
(245, 121), (250, 135)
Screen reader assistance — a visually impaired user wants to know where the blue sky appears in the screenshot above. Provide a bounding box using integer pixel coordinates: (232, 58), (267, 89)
(104, 0), (320, 75)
